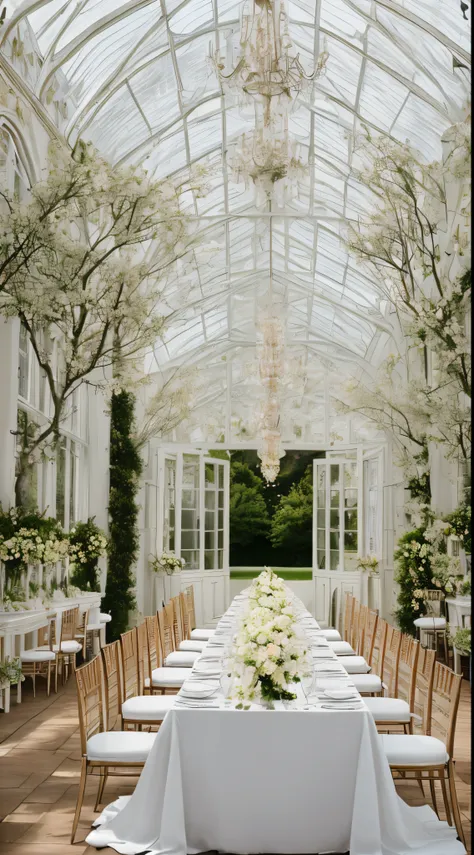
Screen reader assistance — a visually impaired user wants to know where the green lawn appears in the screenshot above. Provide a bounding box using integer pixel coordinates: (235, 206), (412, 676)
(230, 567), (313, 581)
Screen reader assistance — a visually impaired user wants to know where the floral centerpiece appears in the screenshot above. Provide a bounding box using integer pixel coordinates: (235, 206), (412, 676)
(226, 568), (311, 707)
(0, 507), (69, 589)
(356, 555), (379, 575)
(0, 657), (24, 688)
(444, 504), (471, 554)
(150, 552), (185, 575)
(430, 553), (463, 595)
(68, 518), (108, 592)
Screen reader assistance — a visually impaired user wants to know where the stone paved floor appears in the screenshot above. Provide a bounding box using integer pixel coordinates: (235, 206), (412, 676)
(0, 677), (470, 854)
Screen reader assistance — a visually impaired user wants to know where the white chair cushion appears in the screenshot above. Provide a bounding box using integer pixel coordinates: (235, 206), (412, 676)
(351, 673), (383, 693)
(364, 697), (411, 723)
(21, 649), (56, 662)
(150, 667), (189, 688)
(380, 734), (449, 767)
(179, 640), (207, 652)
(329, 641), (355, 655)
(122, 695), (176, 722)
(316, 629), (341, 642)
(414, 617), (446, 629)
(164, 651), (198, 668)
(190, 629), (215, 641)
(100, 613), (112, 623)
(37, 641), (82, 654)
(337, 655), (370, 673)
(86, 731), (156, 763)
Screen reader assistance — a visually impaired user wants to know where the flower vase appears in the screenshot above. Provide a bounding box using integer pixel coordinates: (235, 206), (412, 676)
(170, 571), (182, 599)
(154, 573), (166, 611)
(260, 698), (275, 710)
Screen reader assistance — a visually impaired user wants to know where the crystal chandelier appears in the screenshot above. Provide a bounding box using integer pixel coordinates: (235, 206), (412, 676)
(228, 123), (306, 205)
(213, 0), (327, 121)
(256, 314), (286, 482)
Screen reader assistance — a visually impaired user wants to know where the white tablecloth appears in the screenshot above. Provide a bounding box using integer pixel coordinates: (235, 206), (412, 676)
(86, 592), (465, 855)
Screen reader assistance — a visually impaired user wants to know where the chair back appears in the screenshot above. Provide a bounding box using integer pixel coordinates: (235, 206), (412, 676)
(185, 585), (196, 630)
(361, 609), (378, 664)
(430, 663), (463, 758)
(396, 635), (419, 710)
(370, 618), (387, 676)
(38, 623), (52, 649)
(170, 596), (185, 647)
(60, 607), (79, 643)
(179, 592), (192, 640)
(413, 646), (436, 734)
(343, 593), (354, 643)
(75, 656), (105, 755)
(382, 624), (402, 697)
(120, 628), (139, 702)
(422, 589), (445, 618)
(156, 606), (175, 659)
(76, 609), (89, 635)
(350, 600), (361, 652)
(137, 621), (150, 693)
(101, 641), (122, 731)
(145, 615), (161, 670)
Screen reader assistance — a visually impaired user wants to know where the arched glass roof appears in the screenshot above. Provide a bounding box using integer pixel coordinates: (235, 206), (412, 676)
(3, 0), (470, 444)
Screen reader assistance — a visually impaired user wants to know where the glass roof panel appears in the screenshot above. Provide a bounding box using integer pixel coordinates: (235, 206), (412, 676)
(3, 0), (470, 443)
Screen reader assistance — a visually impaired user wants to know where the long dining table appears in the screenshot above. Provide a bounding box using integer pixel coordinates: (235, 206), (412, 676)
(86, 589), (465, 855)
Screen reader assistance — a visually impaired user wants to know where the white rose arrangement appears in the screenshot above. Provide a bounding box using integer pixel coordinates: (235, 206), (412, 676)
(150, 552), (185, 575)
(226, 568), (311, 706)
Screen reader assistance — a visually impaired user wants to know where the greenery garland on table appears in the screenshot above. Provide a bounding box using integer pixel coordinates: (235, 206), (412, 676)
(102, 391), (142, 641)
(68, 518), (108, 592)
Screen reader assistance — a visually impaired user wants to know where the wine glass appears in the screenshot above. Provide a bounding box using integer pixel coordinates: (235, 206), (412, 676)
(301, 668), (317, 705)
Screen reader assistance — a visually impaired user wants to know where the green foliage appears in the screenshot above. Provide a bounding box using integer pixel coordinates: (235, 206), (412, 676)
(269, 465), (313, 565)
(102, 392), (142, 641)
(394, 528), (433, 634)
(451, 627), (471, 656)
(68, 518), (107, 592)
(230, 462), (270, 549)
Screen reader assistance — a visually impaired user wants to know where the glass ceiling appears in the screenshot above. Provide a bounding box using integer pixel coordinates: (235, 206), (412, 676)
(2, 0), (471, 445)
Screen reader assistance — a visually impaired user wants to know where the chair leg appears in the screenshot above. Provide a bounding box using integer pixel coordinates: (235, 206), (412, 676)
(439, 770), (452, 826)
(448, 760), (466, 845)
(415, 772), (425, 796)
(46, 662), (51, 697)
(94, 768), (108, 811)
(32, 670), (36, 698)
(428, 774), (439, 817)
(71, 757), (88, 844)
(55, 659), (58, 694)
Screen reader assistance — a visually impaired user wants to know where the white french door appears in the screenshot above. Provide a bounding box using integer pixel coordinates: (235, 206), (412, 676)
(313, 448), (384, 627)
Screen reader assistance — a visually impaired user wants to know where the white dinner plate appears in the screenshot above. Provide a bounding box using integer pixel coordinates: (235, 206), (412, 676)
(180, 681), (217, 699)
(323, 689), (359, 700)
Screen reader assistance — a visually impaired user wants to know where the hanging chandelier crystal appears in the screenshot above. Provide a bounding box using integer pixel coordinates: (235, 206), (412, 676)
(213, 0), (327, 121)
(256, 314), (286, 482)
(228, 122), (306, 206)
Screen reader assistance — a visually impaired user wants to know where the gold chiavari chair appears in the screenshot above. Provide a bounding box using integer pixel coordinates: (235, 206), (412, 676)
(120, 627), (175, 730)
(71, 653), (155, 843)
(381, 624), (403, 698)
(158, 603), (198, 668)
(186, 585), (215, 642)
(145, 614), (188, 695)
(342, 593), (355, 644)
(20, 624), (57, 696)
(176, 592), (207, 652)
(365, 634), (421, 734)
(381, 661), (465, 845)
(336, 604), (375, 677)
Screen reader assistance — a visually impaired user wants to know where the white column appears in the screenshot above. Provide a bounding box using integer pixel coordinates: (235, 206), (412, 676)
(0, 318), (20, 508)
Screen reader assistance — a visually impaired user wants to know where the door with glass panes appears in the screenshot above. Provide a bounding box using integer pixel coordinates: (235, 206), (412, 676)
(313, 455), (363, 628)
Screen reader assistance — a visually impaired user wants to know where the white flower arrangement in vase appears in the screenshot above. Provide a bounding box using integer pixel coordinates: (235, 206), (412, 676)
(150, 552), (185, 576)
(0, 657), (24, 689)
(226, 568), (311, 707)
(356, 555), (379, 575)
